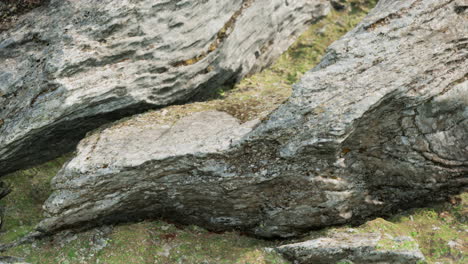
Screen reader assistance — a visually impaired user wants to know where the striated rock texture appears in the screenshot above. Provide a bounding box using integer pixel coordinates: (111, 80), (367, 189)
(39, 0), (467, 238)
(275, 232), (425, 264)
(0, 0), (330, 176)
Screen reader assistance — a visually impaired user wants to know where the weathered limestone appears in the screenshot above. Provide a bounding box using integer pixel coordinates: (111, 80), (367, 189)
(0, 0), (330, 175)
(275, 232), (425, 264)
(39, 0), (467, 238)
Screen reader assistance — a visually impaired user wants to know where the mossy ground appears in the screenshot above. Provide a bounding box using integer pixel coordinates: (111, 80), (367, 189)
(6, 222), (287, 264)
(363, 195), (468, 264)
(0, 155), (71, 244)
(3, 1), (465, 264)
(307, 193), (467, 264)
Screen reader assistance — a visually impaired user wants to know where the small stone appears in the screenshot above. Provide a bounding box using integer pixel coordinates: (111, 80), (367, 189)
(275, 232), (425, 264)
(447, 240), (458, 248)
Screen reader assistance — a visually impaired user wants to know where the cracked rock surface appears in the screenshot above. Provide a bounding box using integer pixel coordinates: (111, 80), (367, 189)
(0, 0), (330, 175)
(275, 232), (425, 264)
(39, 0), (467, 238)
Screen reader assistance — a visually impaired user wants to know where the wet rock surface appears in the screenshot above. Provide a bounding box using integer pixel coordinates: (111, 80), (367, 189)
(0, 0), (330, 176)
(275, 232), (425, 264)
(38, 0), (467, 238)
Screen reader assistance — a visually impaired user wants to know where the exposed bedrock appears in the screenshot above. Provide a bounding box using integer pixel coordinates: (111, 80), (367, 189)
(39, 0), (467, 238)
(0, 0), (330, 175)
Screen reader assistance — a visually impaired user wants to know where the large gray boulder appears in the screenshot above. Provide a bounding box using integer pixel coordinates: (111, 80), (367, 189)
(275, 232), (425, 264)
(0, 0), (330, 176)
(39, 0), (467, 237)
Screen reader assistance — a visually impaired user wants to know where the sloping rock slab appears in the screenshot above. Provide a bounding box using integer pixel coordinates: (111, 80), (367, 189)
(0, 0), (330, 175)
(39, 0), (467, 238)
(39, 111), (262, 233)
(275, 232), (425, 264)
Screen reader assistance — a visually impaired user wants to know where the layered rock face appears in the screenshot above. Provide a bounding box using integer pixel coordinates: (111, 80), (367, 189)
(0, 0), (330, 175)
(39, 0), (467, 238)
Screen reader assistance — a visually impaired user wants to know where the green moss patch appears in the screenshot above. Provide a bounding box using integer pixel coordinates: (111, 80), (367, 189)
(0, 155), (72, 243)
(6, 221), (287, 264)
(98, 221), (286, 264)
(356, 194), (468, 263)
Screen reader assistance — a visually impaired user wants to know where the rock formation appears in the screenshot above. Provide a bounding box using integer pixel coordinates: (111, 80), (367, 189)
(38, 0), (468, 238)
(0, 0), (330, 175)
(275, 232), (425, 264)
